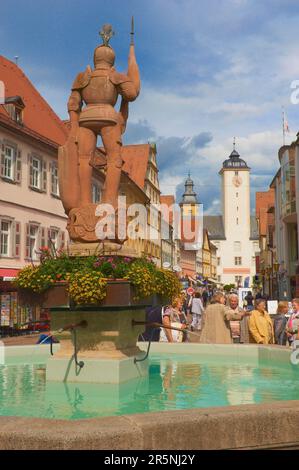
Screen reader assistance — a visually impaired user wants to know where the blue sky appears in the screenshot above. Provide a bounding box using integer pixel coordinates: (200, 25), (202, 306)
(1, 0), (299, 213)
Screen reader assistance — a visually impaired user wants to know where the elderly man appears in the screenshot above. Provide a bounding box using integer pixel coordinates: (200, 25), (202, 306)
(226, 294), (250, 344)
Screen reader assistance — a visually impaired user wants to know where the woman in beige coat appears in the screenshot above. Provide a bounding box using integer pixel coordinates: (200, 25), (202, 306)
(200, 292), (244, 344)
(248, 299), (274, 344)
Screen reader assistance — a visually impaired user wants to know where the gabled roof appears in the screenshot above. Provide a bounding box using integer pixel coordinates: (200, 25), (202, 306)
(121, 144), (151, 190)
(0, 56), (68, 146)
(203, 215), (226, 240)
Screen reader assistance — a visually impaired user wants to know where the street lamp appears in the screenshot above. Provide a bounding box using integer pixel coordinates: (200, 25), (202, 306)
(273, 261), (280, 300)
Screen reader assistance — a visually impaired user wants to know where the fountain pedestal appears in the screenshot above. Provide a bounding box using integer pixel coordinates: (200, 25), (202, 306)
(45, 281), (153, 384)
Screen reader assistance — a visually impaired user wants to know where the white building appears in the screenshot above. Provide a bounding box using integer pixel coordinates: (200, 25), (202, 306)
(204, 148), (259, 287)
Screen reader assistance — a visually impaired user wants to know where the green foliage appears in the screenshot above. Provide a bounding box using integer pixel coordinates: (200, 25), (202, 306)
(15, 253), (180, 304)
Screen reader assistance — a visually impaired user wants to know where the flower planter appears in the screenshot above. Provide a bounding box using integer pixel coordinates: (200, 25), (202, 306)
(18, 280), (165, 309)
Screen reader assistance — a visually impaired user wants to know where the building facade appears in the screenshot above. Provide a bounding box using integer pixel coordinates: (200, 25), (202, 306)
(270, 141), (299, 299)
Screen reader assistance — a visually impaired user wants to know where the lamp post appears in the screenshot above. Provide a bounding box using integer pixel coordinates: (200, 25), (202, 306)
(261, 268), (265, 296)
(273, 261), (280, 300)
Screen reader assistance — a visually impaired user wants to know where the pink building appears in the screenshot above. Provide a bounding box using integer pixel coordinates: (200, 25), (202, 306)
(0, 56), (69, 278)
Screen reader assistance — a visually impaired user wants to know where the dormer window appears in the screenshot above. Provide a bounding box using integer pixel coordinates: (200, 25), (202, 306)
(3, 96), (25, 125)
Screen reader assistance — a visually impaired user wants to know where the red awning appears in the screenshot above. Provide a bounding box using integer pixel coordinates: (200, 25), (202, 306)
(0, 268), (20, 278)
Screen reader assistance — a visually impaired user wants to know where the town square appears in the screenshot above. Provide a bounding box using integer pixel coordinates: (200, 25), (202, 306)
(1, 0), (299, 455)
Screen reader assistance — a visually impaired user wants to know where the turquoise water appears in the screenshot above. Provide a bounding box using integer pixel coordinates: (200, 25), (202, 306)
(0, 354), (298, 420)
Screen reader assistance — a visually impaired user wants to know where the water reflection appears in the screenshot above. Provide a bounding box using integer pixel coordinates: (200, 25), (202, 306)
(0, 358), (299, 420)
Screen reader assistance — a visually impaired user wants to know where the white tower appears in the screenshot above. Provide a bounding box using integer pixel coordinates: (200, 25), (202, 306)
(218, 144), (255, 287)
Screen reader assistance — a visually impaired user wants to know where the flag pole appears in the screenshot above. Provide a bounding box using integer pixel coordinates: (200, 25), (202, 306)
(282, 106), (285, 146)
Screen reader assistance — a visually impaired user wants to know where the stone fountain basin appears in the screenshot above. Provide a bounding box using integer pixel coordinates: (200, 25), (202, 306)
(1, 343), (299, 450)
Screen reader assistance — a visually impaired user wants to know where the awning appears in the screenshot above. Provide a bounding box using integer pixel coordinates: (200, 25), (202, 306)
(207, 278), (217, 284)
(0, 268), (20, 280)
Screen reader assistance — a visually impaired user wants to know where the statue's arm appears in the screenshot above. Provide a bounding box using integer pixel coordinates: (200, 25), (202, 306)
(117, 80), (139, 102)
(109, 71), (139, 102)
(67, 90), (82, 127)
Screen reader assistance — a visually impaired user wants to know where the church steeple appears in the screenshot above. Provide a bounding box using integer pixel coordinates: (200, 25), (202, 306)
(180, 173), (199, 205)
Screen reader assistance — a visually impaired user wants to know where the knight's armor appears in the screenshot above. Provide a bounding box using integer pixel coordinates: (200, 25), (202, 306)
(68, 45), (138, 132)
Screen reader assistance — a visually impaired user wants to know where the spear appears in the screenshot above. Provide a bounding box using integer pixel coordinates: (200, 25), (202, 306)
(127, 15), (140, 96)
(130, 16), (134, 46)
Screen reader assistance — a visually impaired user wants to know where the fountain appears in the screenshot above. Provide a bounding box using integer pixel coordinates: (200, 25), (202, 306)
(2, 20), (299, 451)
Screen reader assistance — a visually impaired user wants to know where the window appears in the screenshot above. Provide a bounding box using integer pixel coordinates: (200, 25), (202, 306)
(236, 218), (239, 225)
(92, 183), (101, 204)
(237, 206), (239, 211)
(4, 145), (14, 179)
(235, 256), (242, 265)
(217, 275), (221, 282)
(234, 241), (241, 252)
(235, 171), (239, 176)
(29, 154), (46, 192)
(1, 143), (22, 183)
(48, 228), (59, 250)
(252, 256), (256, 266)
(217, 257), (221, 266)
(235, 276), (242, 286)
(0, 220), (11, 256)
(32, 157), (41, 189)
(25, 224), (39, 260)
(236, 192), (238, 198)
(51, 162), (59, 196)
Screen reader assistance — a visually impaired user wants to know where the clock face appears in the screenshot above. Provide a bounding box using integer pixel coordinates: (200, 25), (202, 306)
(232, 175), (242, 187)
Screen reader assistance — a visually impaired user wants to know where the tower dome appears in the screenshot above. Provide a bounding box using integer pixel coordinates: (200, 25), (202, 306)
(222, 148), (249, 169)
(180, 172), (199, 204)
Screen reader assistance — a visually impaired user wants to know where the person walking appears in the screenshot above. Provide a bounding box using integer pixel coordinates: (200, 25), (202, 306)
(248, 299), (274, 344)
(190, 292), (204, 331)
(200, 292), (244, 344)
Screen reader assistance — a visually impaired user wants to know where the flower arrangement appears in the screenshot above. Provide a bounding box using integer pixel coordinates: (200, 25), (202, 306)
(15, 249), (181, 305)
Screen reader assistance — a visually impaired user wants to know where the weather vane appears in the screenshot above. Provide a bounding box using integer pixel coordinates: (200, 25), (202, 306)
(99, 24), (114, 47)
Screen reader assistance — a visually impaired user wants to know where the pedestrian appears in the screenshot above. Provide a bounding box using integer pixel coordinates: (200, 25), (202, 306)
(273, 301), (288, 346)
(202, 289), (208, 308)
(160, 297), (188, 343)
(226, 293), (250, 343)
(200, 292), (245, 344)
(244, 291), (254, 311)
(248, 299), (274, 344)
(139, 305), (164, 342)
(190, 292), (204, 331)
(286, 298), (299, 347)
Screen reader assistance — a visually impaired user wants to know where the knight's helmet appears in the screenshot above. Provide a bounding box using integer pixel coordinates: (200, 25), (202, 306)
(94, 24), (115, 69)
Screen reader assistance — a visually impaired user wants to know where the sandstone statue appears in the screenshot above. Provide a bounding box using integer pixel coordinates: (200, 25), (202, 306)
(58, 20), (140, 243)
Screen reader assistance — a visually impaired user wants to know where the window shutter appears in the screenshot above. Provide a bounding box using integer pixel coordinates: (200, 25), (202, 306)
(13, 221), (21, 258)
(15, 149), (22, 183)
(25, 223), (30, 258)
(28, 154), (33, 187)
(42, 159), (47, 192)
(1, 143), (5, 177)
(50, 162), (54, 194)
(40, 227), (46, 250)
(60, 231), (65, 250)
